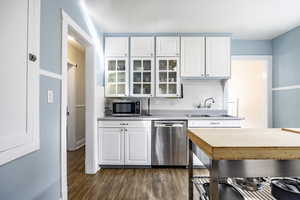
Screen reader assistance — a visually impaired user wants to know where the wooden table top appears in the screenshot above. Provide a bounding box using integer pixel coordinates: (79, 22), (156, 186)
(188, 128), (300, 160)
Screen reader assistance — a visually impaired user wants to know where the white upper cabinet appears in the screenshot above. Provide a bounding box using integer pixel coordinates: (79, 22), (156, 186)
(105, 37), (129, 57)
(130, 37), (154, 57)
(130, 37), (155, 97)
(0, 0), (40, 166)
(156, 37), (180, 57)
(130, 58), (155, 97)
(181, 37), (205, 77)
(206, 37), (231, 77)
(105, 58), (129, 97)
(156, 57), (181, 97)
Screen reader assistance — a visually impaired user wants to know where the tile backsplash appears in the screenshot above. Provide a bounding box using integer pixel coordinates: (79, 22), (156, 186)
(104, 80), (225, 115)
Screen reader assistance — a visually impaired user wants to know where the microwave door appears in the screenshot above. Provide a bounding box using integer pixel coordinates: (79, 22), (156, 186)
(112, 102), (139, 116)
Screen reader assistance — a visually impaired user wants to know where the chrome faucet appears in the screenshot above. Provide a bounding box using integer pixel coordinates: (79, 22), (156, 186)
(204, 97), (215, 109)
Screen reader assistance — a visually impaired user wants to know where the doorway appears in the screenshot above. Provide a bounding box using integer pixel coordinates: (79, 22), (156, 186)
(228, 56), (272, 128)
(61, 11), (98, 200)
(67, 36), (86, 151)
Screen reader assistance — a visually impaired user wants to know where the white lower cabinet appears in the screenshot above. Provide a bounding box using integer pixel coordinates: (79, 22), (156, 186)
(99, 127), (124, 165)
(98, 121), (151, 166)
(188, 119), (242, 128)
(125, 127), (151, 165)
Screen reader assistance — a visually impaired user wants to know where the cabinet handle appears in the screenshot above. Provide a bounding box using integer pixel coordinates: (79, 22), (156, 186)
(124, 128), (127, 131)
(125, 53), (128, 57)
(210, 122), (220, 125)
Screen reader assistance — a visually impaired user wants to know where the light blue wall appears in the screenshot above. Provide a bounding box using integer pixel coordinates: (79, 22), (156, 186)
(273, 89), (300, 127)
(272, 26), (300, 88)
(272, 26), (300, 127)
(0, 0), (103, 199)
(0, 76), (61, 200)
(231, 40), (272, 55)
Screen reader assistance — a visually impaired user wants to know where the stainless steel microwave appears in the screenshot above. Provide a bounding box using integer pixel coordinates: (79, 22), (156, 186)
(111, 101), (141, 116)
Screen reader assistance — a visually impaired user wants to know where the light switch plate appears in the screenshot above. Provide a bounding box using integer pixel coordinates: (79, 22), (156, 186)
(47, 90), (54, 103)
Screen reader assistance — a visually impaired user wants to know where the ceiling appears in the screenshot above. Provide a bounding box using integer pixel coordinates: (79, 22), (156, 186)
(84, 0), (300, 40)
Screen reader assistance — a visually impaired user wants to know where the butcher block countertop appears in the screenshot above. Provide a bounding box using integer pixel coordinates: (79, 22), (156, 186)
(187, 128), (300, 160)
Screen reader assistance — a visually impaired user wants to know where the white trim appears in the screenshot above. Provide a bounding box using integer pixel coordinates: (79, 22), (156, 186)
(0, 0), (40, 165)
(272, 85), (300, 91)
(40, 69), (62, 80)
(231, 55), (273, 128)
(60, 9), (99, 200)
(68, 138), (85, 151)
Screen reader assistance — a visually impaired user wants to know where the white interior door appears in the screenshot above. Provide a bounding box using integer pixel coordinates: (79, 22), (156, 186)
(228, 57), (270, 128)
(0, 0), (40, 165)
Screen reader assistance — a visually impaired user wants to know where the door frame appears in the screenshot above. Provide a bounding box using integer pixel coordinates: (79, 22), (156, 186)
(231, 55), (273, 128)
(61, 10), (98, 200)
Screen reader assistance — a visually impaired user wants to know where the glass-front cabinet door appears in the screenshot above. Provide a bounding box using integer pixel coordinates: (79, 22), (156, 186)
(105, 58), (129, 97)
(156, 57), (181, 97)
(130, 58), (154, 97)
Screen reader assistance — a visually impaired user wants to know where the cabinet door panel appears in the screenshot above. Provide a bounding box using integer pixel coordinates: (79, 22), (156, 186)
(130, 58), (154, 97)
(181, 37), (205, 77)
(131, 37), (154, 57)
(156, 37), (180, 56)
(156, 57), (181, 97)
(0, 0), (39, 157)
(99, 128), (124, 165)
(105, 37), (128, 57)
(206, 37), (231, 77)
(125, 127), (150, 165)
(105, 58), (129, 97)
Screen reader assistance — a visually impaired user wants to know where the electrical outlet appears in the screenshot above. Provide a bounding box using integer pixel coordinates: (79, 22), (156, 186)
(47, 90), (54, 103)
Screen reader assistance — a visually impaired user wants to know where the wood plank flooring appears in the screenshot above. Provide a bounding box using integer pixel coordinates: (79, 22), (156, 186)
(68, 147), (208, 200)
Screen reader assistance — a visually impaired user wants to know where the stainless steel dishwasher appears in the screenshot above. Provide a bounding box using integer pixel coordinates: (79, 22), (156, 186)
(152, 121), (188, 166)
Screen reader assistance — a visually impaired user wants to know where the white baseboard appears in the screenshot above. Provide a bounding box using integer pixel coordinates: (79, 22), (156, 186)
(68, 138), (85, 151)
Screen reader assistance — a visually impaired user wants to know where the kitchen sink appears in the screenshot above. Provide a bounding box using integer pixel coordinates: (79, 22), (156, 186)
(186, 114), (234, 118)
(186, 114), (211, 117)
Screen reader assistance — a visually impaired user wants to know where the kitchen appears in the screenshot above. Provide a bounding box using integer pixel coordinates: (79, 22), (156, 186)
(98, 35), (244, 168)
(1, 1), (300, 200)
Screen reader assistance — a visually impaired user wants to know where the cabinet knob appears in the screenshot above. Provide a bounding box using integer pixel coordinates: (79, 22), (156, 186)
(29, 53), (37, 62)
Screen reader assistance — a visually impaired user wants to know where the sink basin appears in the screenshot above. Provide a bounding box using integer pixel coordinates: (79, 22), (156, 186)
(186, 114), (234, 118)
(186, 114), (211, 117)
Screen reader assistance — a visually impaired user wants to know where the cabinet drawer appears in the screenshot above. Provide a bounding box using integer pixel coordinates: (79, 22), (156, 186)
(98, 120), (151, 128)
(188, 120), (241, 128)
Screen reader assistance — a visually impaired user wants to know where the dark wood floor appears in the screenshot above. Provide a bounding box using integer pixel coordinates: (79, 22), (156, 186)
(68, 147), (208, 200)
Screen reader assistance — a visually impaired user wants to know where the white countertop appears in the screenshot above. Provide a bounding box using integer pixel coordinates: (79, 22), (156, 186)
(98, 113), (244, 121)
